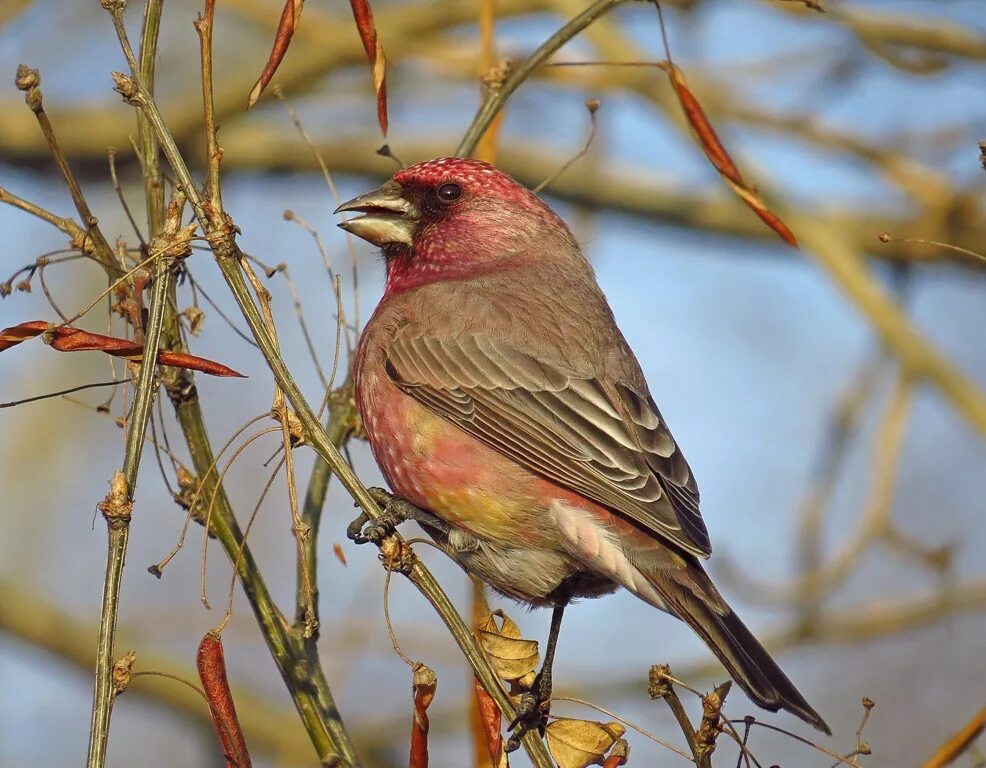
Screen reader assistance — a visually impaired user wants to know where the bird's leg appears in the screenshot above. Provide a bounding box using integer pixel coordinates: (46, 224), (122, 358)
(347, 487), (449, 545)
(506, 602), (566, 751)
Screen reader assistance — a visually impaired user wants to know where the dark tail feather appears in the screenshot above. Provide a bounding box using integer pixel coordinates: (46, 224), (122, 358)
(647, 568), (831, 735)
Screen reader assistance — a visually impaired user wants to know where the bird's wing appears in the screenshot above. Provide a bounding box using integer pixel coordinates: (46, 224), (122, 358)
(385, 334), (711, 557)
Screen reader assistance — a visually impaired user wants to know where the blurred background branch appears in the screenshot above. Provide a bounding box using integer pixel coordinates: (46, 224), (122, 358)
(1, 0), (984, 765)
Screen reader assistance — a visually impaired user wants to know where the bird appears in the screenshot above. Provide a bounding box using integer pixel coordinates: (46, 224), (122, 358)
(335, 156), (830, 740)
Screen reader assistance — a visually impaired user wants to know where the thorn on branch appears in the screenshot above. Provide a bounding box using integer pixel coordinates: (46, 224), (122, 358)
(649, 664), (722, 767)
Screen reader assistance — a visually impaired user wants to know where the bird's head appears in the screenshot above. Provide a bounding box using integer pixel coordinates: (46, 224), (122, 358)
(335, 157), (572, 294)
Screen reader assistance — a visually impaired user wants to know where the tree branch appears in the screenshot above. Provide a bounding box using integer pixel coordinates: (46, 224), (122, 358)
(87, 235), (172, 768)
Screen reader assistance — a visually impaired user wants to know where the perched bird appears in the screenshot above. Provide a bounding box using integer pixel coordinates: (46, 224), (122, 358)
(336, 157), (829, 738)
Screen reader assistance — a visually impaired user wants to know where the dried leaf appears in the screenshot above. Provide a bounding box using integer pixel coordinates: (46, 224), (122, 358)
(332, 542), (348, 566)
(0, 319), (49, 350)
(197, 633), (252, 768)
(0, 320), (245, 377)
(409, 662), (437, 768)
(666, 64), (797, 248)
(249, 0), (304, 108)
(474, 677), (508, 767)
(476, 609), (539, 682)
(184, 305), (206, 336)
(545, 718), (626, 768)
(348, 0), (388, 135)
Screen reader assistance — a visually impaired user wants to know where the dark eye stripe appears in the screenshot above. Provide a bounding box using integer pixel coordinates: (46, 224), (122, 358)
(436, 182), (462, 202)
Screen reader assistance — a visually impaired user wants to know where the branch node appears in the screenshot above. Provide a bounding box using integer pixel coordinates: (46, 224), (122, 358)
(646, 663), (673, 700)
(272, 405), (306, 446)
(111, 649), (137, 697)
(14, 64), (42, 113)
(111, 71), (139, 102)
(98, 471), (133, 529)
(696, 680), (732, 759)
(380, 536), (416, 575)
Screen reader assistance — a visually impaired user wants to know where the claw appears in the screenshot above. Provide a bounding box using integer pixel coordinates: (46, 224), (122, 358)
(346, 488), (416, 545)
(346, 508), (400, 545)
(507, 692), (541, 732)
(506, 677), (551, 751)
(346, 510), (372, 543)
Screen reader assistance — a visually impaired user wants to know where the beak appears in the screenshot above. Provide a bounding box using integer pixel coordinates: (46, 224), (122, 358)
(335, 181), (418, 248)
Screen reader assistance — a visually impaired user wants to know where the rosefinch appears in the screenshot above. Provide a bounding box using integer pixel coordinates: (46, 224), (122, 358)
(337, 157), (829, 737)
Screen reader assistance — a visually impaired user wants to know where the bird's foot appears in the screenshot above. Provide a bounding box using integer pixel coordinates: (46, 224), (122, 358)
(347, 488), (435, 545)
(505, 672), (552, 752)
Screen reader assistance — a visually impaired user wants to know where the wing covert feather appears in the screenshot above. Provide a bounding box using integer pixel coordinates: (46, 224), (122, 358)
(385, 334), (711, 557)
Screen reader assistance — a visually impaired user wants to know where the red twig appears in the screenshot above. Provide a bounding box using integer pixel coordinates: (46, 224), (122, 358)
(410, 662), (437, 768)
(666, 64), (797, 248)
(197, 633), (252, 768)
(348, 0), (388, 136)
(650, 2), (798, 248)
(248, 0), (304, 108)
(474, 676), (506, 766)
(0, 320), (244, 377)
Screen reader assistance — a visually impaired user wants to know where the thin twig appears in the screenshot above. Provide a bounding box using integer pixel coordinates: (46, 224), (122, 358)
(922, 706), (986, 768)
(86, 248), (172, 768)
(199, 426), (283, 609)
(533, 99), (599, 193)
(107, 147), (147, 248)
(105, 5), (363, 763)
(273, 89), (361, 343)
(553, 695), (691, 760)
(184, 268), (260, 347)
(194, 0), (223, 210)
(215, 456), (285, 635)
(14, 65), (121, 276)
(456, 0), (629, 157)
(0, 378), (134, 409)
(0, 185), (88, 244)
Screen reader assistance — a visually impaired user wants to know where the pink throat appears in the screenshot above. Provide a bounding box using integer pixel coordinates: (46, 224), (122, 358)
(382, 245), (491, 294)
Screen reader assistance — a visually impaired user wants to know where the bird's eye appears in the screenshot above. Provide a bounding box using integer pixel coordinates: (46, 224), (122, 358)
(436, 182), (462, 203)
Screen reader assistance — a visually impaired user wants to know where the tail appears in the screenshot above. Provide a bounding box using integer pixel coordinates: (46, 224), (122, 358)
(644, 562), (831, 735)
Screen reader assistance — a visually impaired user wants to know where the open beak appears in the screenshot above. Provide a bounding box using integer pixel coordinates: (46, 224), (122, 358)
(334, 180), (418, 248)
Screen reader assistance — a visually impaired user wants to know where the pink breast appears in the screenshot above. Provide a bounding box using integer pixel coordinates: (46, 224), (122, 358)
(356, 367), (545, 543)
(358, 377), (434, 508)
